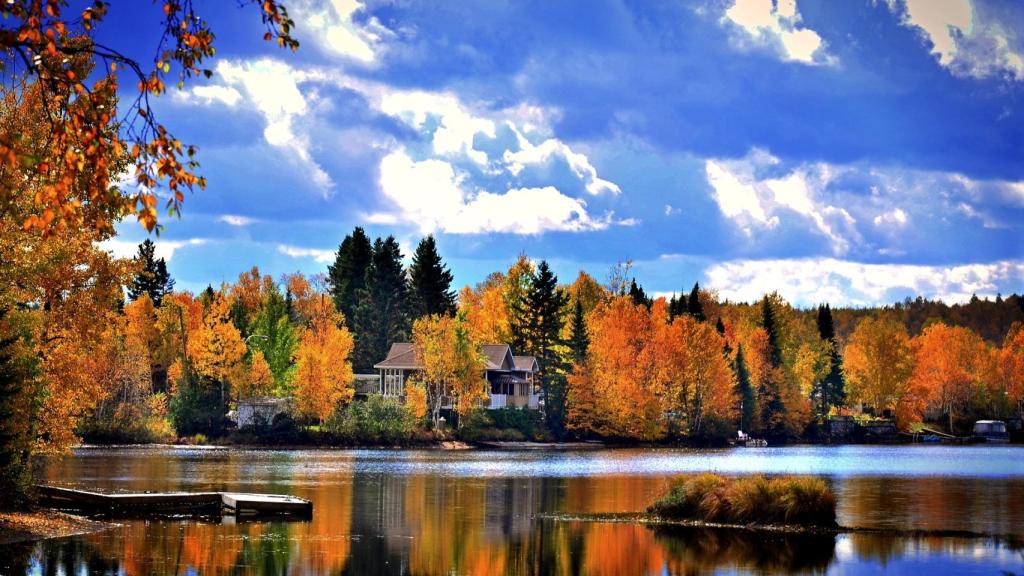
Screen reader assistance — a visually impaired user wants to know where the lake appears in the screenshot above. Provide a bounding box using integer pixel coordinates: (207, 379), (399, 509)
(6, 445), (1024, 575)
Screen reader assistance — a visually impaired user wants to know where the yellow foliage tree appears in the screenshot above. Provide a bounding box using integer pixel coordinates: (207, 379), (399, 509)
(294, 297), (355, 424)
(843, 316), (917, 425)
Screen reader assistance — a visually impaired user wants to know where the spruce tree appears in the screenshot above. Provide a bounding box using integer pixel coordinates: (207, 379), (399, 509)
(568, 299), (590, 365)
(668, 293), (681, 320)
(522, 261), (569, 435)
(815, 303), (846, 419)
(687, 282), (706, 322)
(408, 235), (456, 318)
(733, 344), (755, 434)
(716, 317), (732, 354)
(328, 227), (373, 327)
(352, 236), (410, 372)
(128, 239), (174, 306)
(628, 279), (651, 309)
(760, 296), (783, 368)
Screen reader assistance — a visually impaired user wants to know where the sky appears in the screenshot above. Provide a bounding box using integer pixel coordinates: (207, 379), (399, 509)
(98, 0), (1024, 307)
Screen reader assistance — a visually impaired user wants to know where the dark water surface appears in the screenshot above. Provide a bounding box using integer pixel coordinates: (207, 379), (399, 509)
(7, 445), (1024, 575)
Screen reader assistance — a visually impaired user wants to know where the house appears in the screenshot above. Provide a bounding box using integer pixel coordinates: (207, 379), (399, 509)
(373, 343), (541, 410)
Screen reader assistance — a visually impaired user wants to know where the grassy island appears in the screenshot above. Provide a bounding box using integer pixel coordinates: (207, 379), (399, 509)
(647, 474), (837, 528)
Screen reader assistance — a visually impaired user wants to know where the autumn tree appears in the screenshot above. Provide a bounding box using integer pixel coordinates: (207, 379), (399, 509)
(459, 273), (510, 345)
(411, 313), (486, 426)
(844, 316), (917, 425)
(0, 308), (37, 510)
(128, 240), (174, 306)
(911, 323), (994, 433)
(409, 235), (456, 318)
(294, 296), (355, 424)
(0, 1), (298, 235)
(999, 323), (1024, 418)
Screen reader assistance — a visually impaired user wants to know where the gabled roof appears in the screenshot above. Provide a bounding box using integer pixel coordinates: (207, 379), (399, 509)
(512, 355), (538, 372)
(481, 344), (515, 370)
(373, 343), (420, 369)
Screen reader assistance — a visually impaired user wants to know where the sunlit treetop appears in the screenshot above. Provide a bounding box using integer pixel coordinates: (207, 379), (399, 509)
(0, 0), (298, 235)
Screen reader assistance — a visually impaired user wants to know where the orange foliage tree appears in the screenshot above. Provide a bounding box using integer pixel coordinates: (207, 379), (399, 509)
(1000, 323), (1024, 418)
(411, 313), (487, 426)
(294, 296), (355, 424)
(0, 0), (298, 234)
(911, 322), (996, 432)
(459, 273), (510, 345)
(843, 316), (917, 425)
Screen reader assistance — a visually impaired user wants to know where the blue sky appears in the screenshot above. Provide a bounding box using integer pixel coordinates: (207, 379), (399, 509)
(100, 0), (1024, 306)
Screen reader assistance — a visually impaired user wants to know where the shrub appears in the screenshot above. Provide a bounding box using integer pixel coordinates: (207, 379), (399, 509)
(325, 395), (418, 445)
(458, 407), (546, 442)
(648, 474), (836, 527)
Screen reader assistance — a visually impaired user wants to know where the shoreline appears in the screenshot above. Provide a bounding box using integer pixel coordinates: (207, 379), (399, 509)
(0, 510), (116, 545)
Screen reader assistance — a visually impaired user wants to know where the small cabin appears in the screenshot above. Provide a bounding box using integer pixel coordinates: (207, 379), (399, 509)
(236, 397), (292, 429)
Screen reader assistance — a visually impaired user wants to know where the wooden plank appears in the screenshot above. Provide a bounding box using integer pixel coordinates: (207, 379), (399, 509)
(221, 493), (312, 516)
(36, 485), (311, 518)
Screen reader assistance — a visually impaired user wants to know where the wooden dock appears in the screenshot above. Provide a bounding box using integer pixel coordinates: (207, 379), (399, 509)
(37, 485), (312, 519)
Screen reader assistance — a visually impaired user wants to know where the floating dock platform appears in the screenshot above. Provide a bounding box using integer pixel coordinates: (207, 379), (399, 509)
(36, 485), (312, 519)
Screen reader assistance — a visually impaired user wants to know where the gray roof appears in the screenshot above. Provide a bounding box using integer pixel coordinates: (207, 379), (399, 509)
(373, 343), (419, 369)
(512, 355), (538, 372)
(481, 344), (515, 370)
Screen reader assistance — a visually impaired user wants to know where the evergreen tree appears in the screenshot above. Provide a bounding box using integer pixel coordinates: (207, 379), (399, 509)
(761, 296), (783, 368)
(628, 279), (651, 309)
(568, 300), (590, 365)
(352, 236), (410, 372)
(687, 282), (706, 322)
(0, 309), (37, 510)
(668, 293), (681, 320)
(522, 261), (569, 435)
(127, 239), (174, 306)
(327, 227), (373, 328)
(815, 303), (846, 419)
(408, 235), (456, 318)
(733, 344), (755, 434)
(716, 316), (732, 354)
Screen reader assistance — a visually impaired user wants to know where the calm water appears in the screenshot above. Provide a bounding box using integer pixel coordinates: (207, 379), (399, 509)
(5, 445), (1024, 575)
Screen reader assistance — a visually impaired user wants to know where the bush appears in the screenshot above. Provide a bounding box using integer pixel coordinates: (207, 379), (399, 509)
(647, 474), (837, 527)
(325, 395), (418, 445)
(79, 394), (176, 444)
(458, 407), (546, 442)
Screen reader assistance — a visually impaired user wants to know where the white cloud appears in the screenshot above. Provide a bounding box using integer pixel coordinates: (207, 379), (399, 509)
(723, 0), (835, 65)
(296, 0), (391, 64)
(277, 244), (335, 263)
(873, 207), (908, 227)
(504, 127), (621, 195)
(376, 149), (620, 235)
(705, 149), (857, 253)
(218, 215), (257, 227)
(99, 238), (207, 262)
(705, 257), (1024, 306)
(888, 0), (1024, 80)
(380, 91), (497, 165)
(173, 85), (242, 107)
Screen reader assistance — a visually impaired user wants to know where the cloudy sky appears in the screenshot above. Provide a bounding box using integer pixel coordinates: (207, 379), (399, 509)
(101, 0), (1023, 306)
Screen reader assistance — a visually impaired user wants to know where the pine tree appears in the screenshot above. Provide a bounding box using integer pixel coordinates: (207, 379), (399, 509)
(568, 300), (590, 365)
(128, 239), (174, 306)
(687, 282), (706, 322)
(761, 296), (783, 368)
(716, 317), (731, 355)
(352, 236), (410, 372)
(408, 235), (456, 318)
(733, 344), (755, 434)
(522, 261), (569, 435)
(816, 303), (846, 419)
(628, 279), (651, 309)
(328, 227), (373, 328)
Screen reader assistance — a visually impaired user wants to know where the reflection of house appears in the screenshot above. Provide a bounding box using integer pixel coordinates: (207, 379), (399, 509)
(373, 343), (541, 409)
(236, 397), (292, 428)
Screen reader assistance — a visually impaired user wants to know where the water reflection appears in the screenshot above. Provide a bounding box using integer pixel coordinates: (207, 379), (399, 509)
(6, 447), (1024, 575)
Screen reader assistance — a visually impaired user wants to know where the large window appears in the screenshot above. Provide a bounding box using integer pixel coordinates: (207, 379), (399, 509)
(382, 369), (404, 396)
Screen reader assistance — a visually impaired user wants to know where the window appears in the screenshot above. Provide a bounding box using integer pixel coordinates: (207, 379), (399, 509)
(382, 369), (404, 396)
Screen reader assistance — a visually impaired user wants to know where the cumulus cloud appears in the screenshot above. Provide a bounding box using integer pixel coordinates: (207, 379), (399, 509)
(705, 149), (858, 253)
(295, 0), (392, 64)
(887, 0), (1024, 80)
(277, 244), (335, 263)
(376, 150), (620, 235)
(172, 85), (242, 107)
(873, 207), (908, 227)
(503, 126), (621, 195)
(379, 90), (497, 165)
(722, 0), (836, 65)
(705, 257), (1024, 306)
(99, 238), (207, 262)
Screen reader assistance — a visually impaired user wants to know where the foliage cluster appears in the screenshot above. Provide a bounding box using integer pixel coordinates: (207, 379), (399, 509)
(325, 395), (420, 445)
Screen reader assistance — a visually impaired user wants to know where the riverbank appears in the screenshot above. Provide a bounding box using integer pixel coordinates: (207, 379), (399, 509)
(0, 510), (114, 545)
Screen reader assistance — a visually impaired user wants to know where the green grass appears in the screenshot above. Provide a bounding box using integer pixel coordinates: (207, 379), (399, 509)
(647, 473), (837, 527)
